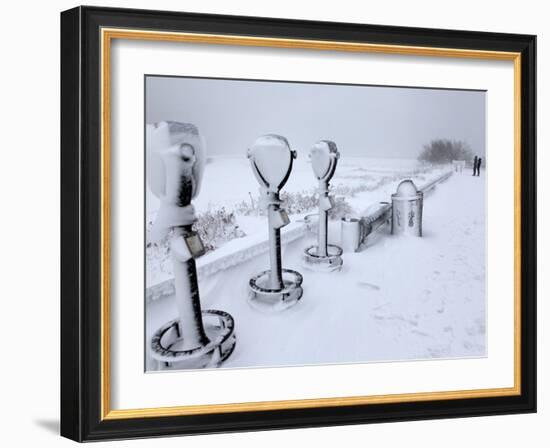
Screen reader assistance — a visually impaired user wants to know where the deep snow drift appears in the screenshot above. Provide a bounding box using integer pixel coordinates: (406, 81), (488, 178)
(145, 159), (486, 370)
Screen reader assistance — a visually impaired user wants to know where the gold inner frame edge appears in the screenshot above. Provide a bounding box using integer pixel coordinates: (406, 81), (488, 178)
(100, 27), (522, 421)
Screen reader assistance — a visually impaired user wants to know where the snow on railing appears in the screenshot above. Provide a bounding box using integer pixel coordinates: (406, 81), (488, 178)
(418, 170), (453, 195)
(341, 169), (453, 252)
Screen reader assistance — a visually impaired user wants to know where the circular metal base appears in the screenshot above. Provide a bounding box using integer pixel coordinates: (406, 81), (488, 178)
(303, 244), (343, 272)
(248, 268), (303, 312)
(150, 310), (236, 369)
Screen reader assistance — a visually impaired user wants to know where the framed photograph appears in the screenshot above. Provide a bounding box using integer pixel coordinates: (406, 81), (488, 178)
(60, 6), (536, 442)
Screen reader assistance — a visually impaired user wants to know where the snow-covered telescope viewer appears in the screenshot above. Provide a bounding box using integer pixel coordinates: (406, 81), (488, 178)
(146, 121), (236, 369)
(303, 140), (343, 271)
(247, 134), (303, 311)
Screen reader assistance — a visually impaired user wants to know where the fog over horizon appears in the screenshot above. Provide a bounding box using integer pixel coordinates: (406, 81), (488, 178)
(146, 76), (486, 160)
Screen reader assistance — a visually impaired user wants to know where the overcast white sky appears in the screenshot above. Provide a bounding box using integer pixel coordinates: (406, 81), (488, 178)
(146, 76), (486, 159)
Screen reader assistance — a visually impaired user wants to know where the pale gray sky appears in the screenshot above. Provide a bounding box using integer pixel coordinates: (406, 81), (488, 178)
(146, 76), (486, 159)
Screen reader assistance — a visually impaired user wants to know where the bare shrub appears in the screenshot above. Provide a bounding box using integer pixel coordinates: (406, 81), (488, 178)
(418, 139), (473, 165)
(194, 208), (246, 252)
(146, 207), (246, 267)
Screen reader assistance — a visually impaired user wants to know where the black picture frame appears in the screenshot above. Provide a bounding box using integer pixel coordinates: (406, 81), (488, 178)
(61, 5), (536, 442)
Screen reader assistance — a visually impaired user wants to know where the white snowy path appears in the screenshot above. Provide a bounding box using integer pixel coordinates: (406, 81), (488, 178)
(146, 171), (486, 369)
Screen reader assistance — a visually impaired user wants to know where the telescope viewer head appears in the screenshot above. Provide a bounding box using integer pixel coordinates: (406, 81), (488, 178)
(310, 140), (339, 182)
(247, 134), (297, 194)
(146, 121), (206, 206)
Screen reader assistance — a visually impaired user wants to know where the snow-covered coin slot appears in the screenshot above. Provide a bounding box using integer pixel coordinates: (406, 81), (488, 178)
(247, 135), (303, 311)
(146, 121), (236, 369)
(303, 140), (343, 272)
(391, 179), (424, 236)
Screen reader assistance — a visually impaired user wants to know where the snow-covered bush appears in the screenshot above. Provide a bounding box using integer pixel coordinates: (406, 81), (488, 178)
(328, 197), (354, 219)
(332, 175), (396, 197)
(234, 197), (259, 216)
(146, 208), (246, 274)
(280, 191), (352, 219)
(232, 189), (352, 220)
(195, 208), (246, 251)
(280, 191), (318, 214)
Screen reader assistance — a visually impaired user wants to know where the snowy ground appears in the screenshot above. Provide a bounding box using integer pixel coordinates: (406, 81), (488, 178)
(145, 160), (486, 370)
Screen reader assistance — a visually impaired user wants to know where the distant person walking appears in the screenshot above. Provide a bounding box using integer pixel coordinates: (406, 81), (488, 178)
(476, 157), (482, 176)
(472, 156), (478, 176)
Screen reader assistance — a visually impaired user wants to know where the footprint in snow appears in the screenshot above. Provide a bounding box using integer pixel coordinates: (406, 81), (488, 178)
(357, 282), (381, 291)
(411, 329), (430, 337)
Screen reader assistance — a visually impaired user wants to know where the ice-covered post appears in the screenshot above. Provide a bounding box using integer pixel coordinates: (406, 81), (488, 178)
(303, 140), (343, 271)
(266, 194), (285, 289)
(146, 121), (236, 369)
(247, 135), (303, 311)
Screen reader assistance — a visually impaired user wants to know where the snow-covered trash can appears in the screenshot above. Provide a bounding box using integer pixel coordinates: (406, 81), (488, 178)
(303, 140), (343, 272)
(146, 121), (236, 370)
(247, 135), (303, 311)
(391, 179), (423, 236)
